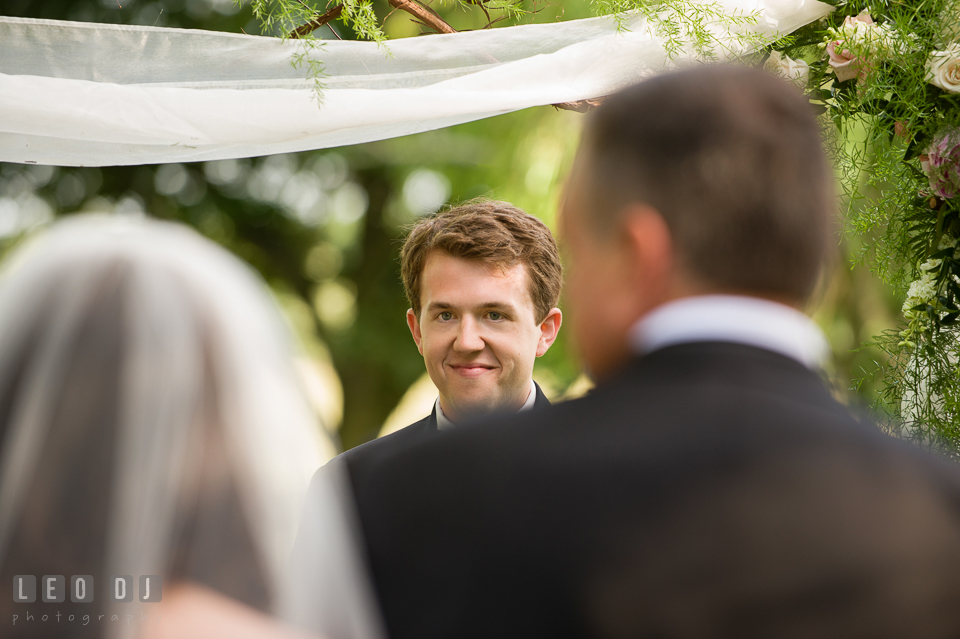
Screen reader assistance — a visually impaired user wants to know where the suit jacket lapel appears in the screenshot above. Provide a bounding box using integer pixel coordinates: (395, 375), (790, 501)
(426, 404), (439, 432)
(532, 382), (551, 409)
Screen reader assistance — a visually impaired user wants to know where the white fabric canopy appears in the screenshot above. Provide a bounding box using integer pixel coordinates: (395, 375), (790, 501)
(0, 0), (830, 167)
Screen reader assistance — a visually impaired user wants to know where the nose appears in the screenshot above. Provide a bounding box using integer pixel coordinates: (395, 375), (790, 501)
(453, 315), (485, 353)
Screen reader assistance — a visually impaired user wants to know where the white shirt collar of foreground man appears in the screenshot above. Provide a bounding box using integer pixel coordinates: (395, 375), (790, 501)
(435, 378), (537, 430)
(630, 294), (829, 370)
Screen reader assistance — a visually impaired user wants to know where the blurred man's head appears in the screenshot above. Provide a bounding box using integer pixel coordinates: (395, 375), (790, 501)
(402, 200), (563, 423)
(561, 65), (835, 380)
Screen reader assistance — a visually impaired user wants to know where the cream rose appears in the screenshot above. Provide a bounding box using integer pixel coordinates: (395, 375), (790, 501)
(927, 44), (960, 93)
(764, 51), (810, 86)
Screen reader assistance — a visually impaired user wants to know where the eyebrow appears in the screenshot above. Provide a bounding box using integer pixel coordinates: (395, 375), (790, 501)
(425, 301), (519, 314)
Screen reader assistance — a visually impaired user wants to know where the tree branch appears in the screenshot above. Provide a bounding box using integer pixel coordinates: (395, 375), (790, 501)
(387, 0), (457, 34)
(288, 2), (599, 113)
(462, 0), (492, 24)
(288, 4), (345, 39)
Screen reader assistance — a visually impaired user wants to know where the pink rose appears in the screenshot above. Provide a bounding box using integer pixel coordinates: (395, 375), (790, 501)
(826, 41), (865, 81)
(922, 132), (960, 199)
(826, 13), (877, 82)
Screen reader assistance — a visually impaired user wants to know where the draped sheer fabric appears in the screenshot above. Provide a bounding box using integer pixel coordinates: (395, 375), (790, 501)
(0, 216), (361, 638)
(0, 0), (831, 167)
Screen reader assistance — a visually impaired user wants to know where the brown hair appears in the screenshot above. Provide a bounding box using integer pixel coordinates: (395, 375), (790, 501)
(579, 64), (835, 303)
(401, 200), (562, 323)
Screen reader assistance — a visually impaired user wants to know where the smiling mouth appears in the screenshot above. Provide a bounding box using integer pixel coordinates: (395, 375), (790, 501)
(449, 364), (496, 377)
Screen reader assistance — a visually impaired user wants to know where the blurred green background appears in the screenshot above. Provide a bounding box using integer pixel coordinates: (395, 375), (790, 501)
(1, 0), (904, 450)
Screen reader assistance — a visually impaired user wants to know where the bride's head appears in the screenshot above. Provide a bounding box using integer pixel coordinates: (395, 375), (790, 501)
(0, 214), (333, 636)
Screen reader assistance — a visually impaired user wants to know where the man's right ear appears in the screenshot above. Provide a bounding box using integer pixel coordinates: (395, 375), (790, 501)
(623, 205), (674, 310)
(406, 309), (424, 355)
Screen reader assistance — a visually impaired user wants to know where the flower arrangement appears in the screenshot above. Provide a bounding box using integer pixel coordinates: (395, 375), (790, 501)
(823, 12), (899, 81)
(765, 0), (960, 452)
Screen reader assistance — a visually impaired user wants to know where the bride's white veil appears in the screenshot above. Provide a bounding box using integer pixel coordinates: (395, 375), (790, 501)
(0, 214), (336, 637)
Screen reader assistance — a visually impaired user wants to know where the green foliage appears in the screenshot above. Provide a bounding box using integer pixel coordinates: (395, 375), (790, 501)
(247, 0), (386, 41)
(245, 0), (533, 103)
(247, 0), (387, 104)
(290, 40), (329, 106)
(433, 0), (529, 25)
(339, 0), (385, 42)
(872, 326), (960, 458)
(590, 0), (779, 61)
(769, 0), (960, 448)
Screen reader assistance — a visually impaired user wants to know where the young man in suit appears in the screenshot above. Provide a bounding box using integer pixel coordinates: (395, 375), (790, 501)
(293, 66), (960, 638)
(337, 200), (562, 478)
(286, 201), (563, 637)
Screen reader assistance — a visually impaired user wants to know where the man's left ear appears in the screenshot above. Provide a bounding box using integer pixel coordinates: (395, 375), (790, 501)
(536, 308), (563, 357)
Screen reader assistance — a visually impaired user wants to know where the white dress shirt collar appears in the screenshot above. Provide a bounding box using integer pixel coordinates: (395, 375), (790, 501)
(629, 295), (829, 370)
(435, 378), (537, 430)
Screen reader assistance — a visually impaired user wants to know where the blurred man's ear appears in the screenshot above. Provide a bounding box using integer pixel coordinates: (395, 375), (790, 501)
(622, 205), (676, 312)
(536, 308), (563, 357)
(406, 309), (424, 356)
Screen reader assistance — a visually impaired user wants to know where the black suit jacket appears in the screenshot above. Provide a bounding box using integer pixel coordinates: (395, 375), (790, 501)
(349, 342), (960, 639)
(338, 381), (550, 489)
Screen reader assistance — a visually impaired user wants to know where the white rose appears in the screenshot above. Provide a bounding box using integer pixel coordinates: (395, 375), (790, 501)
(764, 51), (810, 87)
(903, 273), (938, 315)
(927, 44), (960, 93)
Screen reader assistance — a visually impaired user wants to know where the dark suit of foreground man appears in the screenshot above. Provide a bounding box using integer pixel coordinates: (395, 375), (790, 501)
(303, 67), (960, 639)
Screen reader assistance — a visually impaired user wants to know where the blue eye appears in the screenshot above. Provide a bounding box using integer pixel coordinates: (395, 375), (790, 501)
(439, 312), (454, 321)
(488, 312), (503, 320)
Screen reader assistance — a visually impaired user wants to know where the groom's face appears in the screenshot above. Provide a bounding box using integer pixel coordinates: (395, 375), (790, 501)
(407, 250), (554, 422)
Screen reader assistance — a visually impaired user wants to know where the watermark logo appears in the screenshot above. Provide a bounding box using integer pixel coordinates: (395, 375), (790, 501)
(12, 575), (163, 628)
(41, 575), (64, 603)
(110, 576), (132, 603)
(12, 575), (161, 604)
(71, 576), (94, 603)
(12, 576), (35, 603)
(139, 576), (161, 602)
(12, 608), (161, 627)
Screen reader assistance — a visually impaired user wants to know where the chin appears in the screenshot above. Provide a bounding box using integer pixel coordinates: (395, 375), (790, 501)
(455, 396), (501, 419)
